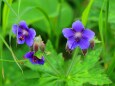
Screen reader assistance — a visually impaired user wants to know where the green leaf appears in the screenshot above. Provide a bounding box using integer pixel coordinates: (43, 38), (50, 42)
(4, 40), (111, 86)
(2, 0), (14, 35)
(0, 35), (23, 73)
(25, 40), (111, 86)
(98, 0), (105, 49)
(66, 48), (111, 85)
(32, 1), (73, 36)
(82, 0), (94, 26)
(88, 65), (112, 85)
(38, 73), (58, 86)
(45, 40), (64, 68)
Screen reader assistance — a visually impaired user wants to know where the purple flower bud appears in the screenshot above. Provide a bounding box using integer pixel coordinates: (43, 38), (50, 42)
(62, 20), (95, 50)
(12, 21), (36, 46)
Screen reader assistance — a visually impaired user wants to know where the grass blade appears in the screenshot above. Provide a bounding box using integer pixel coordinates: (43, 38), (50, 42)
(0, 1), (4, 85)
(0, 42), (3, 86)
(0, 59), (26, 63)
(18, 0), (21, 18)
(99, 4), (105, 50)
(98, 0), (109, 67)
(0, 35), (23, 73)
(2, 0), (14, 35)
(82, 0), (94, 26)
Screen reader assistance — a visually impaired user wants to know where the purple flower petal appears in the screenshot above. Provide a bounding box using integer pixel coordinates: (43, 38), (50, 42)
(12, 24), (18, 34)
(72, 20), (84, 32)
(17, 33), (25, 44)
(67, 38), (78, 50)
(19, 21), (28, 29)
(29, 28), (36, 38)
(17, 38), (25, 44)
(25, 28), (36, 46)
(78, 38), (90, 49)
(29, 56), (45, 65)
(29, 58), (36, 64)
(25, 35), (34, 46)
(82, 29), (95, 41)
(37, 56), (45, 65)
(24, 52), (34, 59)
(62, 28), (74, 38)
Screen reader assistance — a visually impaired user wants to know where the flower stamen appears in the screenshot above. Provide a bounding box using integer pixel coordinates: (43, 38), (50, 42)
(74, 32), (82, 38)
(22, 30), (28, 36)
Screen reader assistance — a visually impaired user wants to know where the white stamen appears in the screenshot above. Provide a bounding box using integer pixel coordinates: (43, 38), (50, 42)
(74, 32), (82, 38)
(23, 30), (28, 35)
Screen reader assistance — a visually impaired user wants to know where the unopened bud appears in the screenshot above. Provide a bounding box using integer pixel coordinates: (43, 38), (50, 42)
(31, 35), (45, 52)
(65, 43), (72, 54)
(33, 42), (39, 52)
(90, 40), (95, 49)
(82, 49), (87, 56)
(40, 42), (45, 52)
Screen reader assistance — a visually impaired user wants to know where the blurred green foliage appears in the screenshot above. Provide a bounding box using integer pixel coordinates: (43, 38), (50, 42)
(0, 0), (115, 86)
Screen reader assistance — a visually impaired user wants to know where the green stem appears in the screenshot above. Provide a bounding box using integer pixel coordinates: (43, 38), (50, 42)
(3, 0), (18, 17)
(9, 0), (21, 46)
(0, 43), (3, 86)
(0, 0), (1, 24)
(65, 48), (78, 77)
(0, 59), (27, 63)
(17, 0), (21, 21)
(0, 1), (4, 84)
(98, 0), (106, 63)
(107, 53), (115, 76)
(0, 0), (2, 85)
(105, 0), (109, 43)
(103, 0), (109, 67)
(55, 36), (59, 50)
(55, 0), (63, 50)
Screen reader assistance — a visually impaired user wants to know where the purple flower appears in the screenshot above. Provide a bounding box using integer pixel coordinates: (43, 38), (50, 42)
(12, 21), (36, 46)
(62, 20), (95, 50)
(24, 51), (45, 65)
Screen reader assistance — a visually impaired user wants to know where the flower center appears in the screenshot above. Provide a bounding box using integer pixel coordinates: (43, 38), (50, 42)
(74, 32), (82, 38)
(33, 56), (38, 63)
(19, 36), (24, 41)
(74, 32), (82, 42)
(22, 30), (28, 36)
